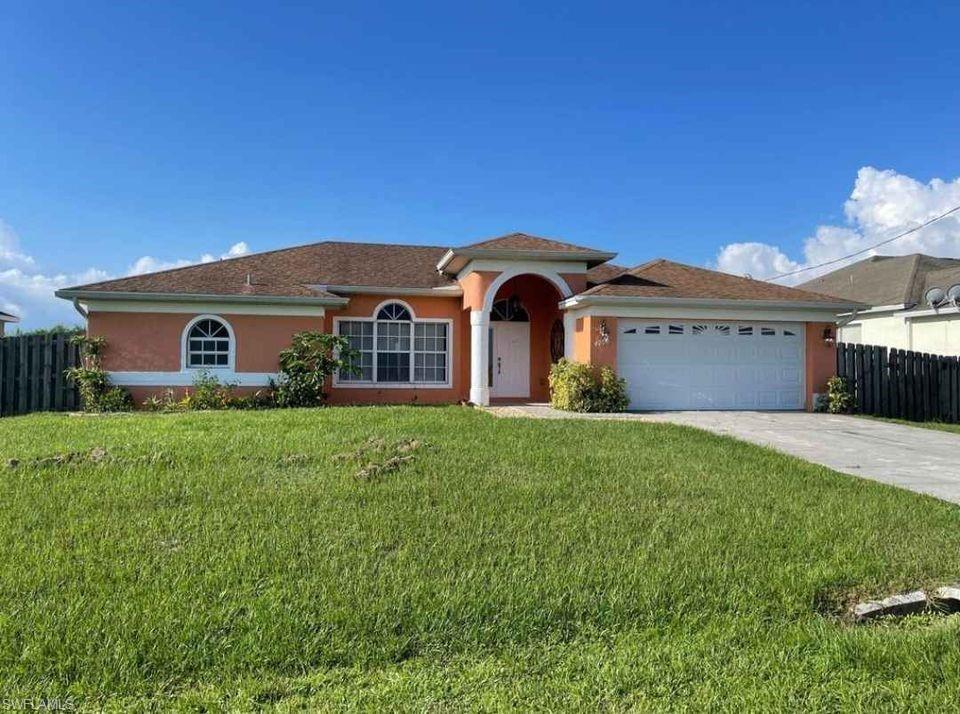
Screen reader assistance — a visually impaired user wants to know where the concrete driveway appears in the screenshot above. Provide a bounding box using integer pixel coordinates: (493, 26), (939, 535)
(485, 405), (960, 505)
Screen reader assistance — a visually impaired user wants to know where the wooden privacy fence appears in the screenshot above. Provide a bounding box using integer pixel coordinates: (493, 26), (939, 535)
(0, 334), (81, 417)
(837, 342), (960, 423)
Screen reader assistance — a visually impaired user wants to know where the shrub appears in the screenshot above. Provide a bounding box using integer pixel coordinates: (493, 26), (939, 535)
(65, 335), (133, 413)
(827, 375), (853, 414)
(182, 371), (235, 411)
(548, 359), (629, 413)
(595, 366), (629, 413)
(813, 393), (830, 413)
(274, 331), (359, 408)
(141, 373), (274, 412)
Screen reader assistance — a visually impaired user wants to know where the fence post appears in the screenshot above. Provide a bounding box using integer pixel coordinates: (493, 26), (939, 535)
(862, 345), (873, 413)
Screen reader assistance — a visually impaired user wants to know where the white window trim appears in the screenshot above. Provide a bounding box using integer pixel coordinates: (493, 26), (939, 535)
(181, 314), (237, 373)
(332, 311), (454, 389)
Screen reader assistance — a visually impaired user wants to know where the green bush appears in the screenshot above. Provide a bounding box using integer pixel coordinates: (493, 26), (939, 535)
(274, 331), (358, 408)
(827, 375), (853, 414)
(142, 373), (276, 412)
(548, 359), (629, 413)
(65, 335), (133, 413)
(183, 371), (235, 411)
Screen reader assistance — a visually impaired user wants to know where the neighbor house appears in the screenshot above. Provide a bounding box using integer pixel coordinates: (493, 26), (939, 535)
(55, 233), (856, 410)
(799, 254), (960, 356)
(0, 310), (18, 337)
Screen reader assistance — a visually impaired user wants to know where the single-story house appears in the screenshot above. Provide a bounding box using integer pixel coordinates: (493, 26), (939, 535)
(0, 310), (18, 337)
(55, 233), (857, 410)
(799, 254), (960, 356)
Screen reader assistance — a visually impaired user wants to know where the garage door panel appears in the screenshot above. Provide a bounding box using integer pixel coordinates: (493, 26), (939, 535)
(617, 320), (805, 411)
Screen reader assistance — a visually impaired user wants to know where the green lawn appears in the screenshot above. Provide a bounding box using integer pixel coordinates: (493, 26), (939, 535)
(3, 407), (960, 710)
(864, 415), (960, 436)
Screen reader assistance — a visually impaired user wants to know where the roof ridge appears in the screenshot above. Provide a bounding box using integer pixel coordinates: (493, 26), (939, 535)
(626, 258), (668, 274)
(902, 253), (924, 304)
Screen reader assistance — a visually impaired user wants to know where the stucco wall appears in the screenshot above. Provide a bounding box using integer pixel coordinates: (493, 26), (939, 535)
(840, 312), (910, 350)
(88, 311), (324, 373)
(571, 315), (618, 369)
(839, 311), (960, 357)
(805, 322), (837, 410)
(88, 295), (470, 405)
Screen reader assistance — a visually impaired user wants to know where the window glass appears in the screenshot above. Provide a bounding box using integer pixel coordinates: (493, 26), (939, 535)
(187, 318), (231, 368)
(414, 323), (447, 382)
(337, 317), (448, 385)
(337, 321), (374, 381)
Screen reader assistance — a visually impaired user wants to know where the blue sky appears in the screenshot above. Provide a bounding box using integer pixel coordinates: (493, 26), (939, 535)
(3, 1), (960, 327)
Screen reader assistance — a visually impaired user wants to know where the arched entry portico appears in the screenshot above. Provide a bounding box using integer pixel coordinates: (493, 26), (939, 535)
(469, 269), (573, 405)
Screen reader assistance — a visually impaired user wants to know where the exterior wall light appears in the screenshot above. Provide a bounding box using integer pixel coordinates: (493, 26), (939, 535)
(595, 319), (611, 347)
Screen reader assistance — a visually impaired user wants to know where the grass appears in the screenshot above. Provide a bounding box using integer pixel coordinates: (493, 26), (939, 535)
(862, 415), (960, 436)
(2, 406), (960, 710)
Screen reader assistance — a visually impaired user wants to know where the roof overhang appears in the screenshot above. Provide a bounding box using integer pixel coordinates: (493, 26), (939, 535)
(903, 305), (960, 321)
(837, 302), (908, 317)
(437, 248), (617, 275)
(0, 312), (19, 323)
(54, 289), (350, 307)
(560, 294), (863, 312)
(311, 284), (463, 297)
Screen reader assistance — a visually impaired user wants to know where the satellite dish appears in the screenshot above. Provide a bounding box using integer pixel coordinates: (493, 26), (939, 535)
(948, 284), (960, 305)
(925, 287), (946, 307)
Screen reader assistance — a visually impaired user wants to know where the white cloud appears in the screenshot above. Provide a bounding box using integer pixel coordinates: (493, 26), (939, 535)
(0, 220), (36, 269)
(0, 226), (254, 330)
(127, 241), (251, 276)
(716, 167), (960, 284)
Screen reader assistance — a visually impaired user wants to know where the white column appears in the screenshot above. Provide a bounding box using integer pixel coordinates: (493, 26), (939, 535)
(470, 309), (490, 405)
(563, 312), (576, 360)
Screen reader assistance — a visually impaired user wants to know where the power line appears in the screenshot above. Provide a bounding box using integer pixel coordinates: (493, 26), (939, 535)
(766, 203), (960, 282)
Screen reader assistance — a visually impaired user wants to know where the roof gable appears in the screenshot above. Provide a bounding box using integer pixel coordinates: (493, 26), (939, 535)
(460, 232), (607, 254)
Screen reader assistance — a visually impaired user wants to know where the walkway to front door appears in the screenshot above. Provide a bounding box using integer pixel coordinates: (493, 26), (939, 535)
(481, 405), (960, 506)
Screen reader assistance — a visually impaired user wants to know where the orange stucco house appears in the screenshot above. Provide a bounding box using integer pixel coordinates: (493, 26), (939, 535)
(55, 233), (857, 410)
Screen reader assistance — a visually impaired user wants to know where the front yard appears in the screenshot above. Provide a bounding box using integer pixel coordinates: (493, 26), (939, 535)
(3, 407), (960, 709)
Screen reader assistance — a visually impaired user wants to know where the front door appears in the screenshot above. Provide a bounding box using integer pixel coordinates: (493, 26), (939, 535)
(491, 321), (530, 398)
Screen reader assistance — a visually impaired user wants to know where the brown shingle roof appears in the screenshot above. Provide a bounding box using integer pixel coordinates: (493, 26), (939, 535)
(462, 232), (608, 254)
(63, 241), (456, 297)
(798, 254), (960, 306)
(578, 259), (856, 304)
(585, 263), (628, 286)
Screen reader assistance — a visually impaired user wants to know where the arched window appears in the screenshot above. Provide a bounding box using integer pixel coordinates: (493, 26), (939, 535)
(491, 297), (529, 322)
(185, 317), (232, 368)
(376, 302), (412, 321)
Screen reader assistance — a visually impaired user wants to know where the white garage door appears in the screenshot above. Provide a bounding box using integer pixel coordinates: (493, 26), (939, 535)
(617, 320), (805, 410)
